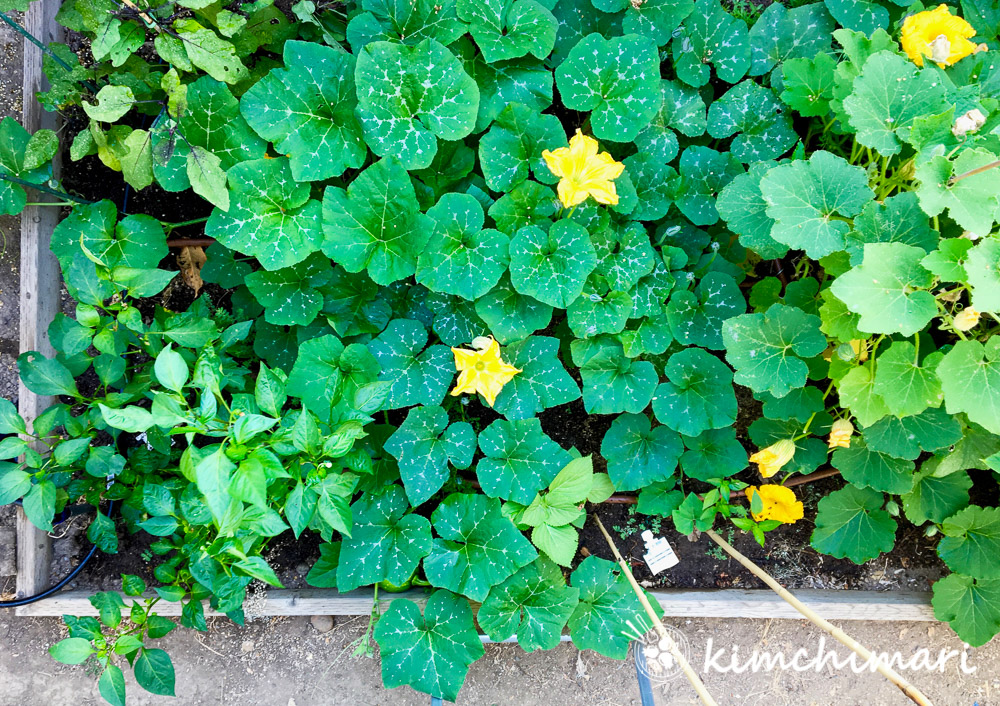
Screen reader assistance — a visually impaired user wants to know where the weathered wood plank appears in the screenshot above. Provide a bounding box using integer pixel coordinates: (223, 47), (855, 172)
(15, 588), (938, 621)
(15, 0), (63, 598)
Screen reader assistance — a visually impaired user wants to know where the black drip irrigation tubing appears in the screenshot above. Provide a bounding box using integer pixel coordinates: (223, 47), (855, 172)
(0, 501), (113, 608)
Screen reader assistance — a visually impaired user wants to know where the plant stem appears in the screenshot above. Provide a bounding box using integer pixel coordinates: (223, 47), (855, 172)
(704, 529), (935, 706)
(24, 201), (74, 206)
(593, 515), (719, 706)
(2, 175), (91, 204)
(160, 216), (209, 229)
(949, 159), (1000, 185)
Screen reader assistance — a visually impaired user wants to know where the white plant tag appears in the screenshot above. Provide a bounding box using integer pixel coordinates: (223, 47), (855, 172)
(641, 530), (680, 574)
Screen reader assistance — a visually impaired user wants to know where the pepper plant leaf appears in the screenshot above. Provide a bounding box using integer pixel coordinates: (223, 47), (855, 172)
(355, 38), (479, 169)
(373, 591), (485, 702)
(424, 493), (537, 601)
(476, 417), (572, 504)
(384, 405), (476, 506)
(240, 41), (365, 182)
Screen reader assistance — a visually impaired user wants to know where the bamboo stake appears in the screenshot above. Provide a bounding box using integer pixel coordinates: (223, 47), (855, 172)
(705, 529), (933, 706)
(593, 515), (719, 706)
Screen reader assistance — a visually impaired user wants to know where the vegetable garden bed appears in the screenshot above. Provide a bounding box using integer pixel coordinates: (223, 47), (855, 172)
(3, 0), (1000, 702)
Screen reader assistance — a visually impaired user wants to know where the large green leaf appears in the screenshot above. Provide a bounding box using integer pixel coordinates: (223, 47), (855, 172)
(680, 427), (748, 481)
(322, 157), (434, 286)
(716, 162), (787, 259)
(672, 0), (750, 87)
(480, 103), (564, 192)
(591, 221), (656, 292)
(384, 405), (476, 505)
(355, 39), (479, 169)
(634, 79), (706, 163)
(824, 0), (888, 35)
(780, 53), (837, 117)
(723, 304), (827, 398)
(915, 147), (1000, 236)
(337, 486), (433, 592)
(205, 157), (322, 271)
(672, 146), (743, 226)
(425, 292), (488, 346)
(569, 556), (651, 659)
(845, 192), (938, 266)
(902, 469), (972, 525)
(601, 413), (682, 491)
(492, 336), (581, 420)
(554, 33), (661, 141)
(843, 51), (948, 156)
(810, 486), (896, 563)
(749, 2), (835, 76)
(415, 193), (510, 300)
(759, 150), (873, 258)
(621, 152), (676, 222)
(369, 319), (453, 409)
(245, 253), (332, 326)
(572, 338), (657, 414)
(0, 117), (55, 214)
(871, 340), (943, 418)
(931, 574), (1000, 647)
(863, 407), (962, 461)
(463, 54), (554, 132)
(509, 219), (597, 308)
(707, 81), (796, 163)
(425, 493), (537, 601)
(832, 243), (938, 337)
(831, 441), (915, 495)
(652, 348), (736, 437)
(51, 200), (167, 272)
(285, 335), (378, 422)
(477, 417), (571, 504)
(346, 0), (467, 49)
(938, 506), (1000, 579)
(594, 0), (694, 45)
(479, 557), (580, 651)
(967, 237), (1000, 313)
(240, 41), (365, 182)
(667, 271), (744, 350)
(180, 77), (264, 171)
(458, 0), (557, 62)
(374, 591), (485, 702)
(550, 0), (622, 66)
(475, 274), (553, 344)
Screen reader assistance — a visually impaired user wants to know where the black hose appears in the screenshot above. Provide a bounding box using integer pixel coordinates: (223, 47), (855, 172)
(0, 501), (113, 608)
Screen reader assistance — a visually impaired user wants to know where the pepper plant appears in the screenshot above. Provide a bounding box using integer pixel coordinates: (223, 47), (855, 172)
(0, 0), (998, 701)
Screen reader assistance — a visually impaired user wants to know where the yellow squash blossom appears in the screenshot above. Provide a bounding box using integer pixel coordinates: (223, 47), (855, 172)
(749, 439), (796, 479)
(901, 5), (979, 68)
(954, 307), (981, 331)
(541, 129), (625, 209)
(828, 418), (854, 449)
(746, 485), (805, 524)
(450, 336), (521, 407)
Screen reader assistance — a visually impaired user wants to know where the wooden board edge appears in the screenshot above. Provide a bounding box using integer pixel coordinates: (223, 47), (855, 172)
(14, 588), (937, 621)
(15, 0), (64, 599)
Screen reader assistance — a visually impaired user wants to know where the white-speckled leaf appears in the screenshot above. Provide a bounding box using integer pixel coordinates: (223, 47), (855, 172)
(492, 336), (581, 420)
(369, 319), (454, 409)
(476, 417), (572, 503)
(384, 405), (476, 505)
(707, 81), (796, 163)
(672, 0), (750, 87)
(245, 252), (333, 326)
(458, 0), (557, 62)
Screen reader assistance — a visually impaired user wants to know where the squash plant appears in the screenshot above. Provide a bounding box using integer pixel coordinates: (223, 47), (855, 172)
(0, 0), (998, 701)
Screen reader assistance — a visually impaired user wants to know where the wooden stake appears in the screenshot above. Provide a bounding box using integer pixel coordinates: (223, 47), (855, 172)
(593, 515), (719, 706)
(705, 529), (933, 706)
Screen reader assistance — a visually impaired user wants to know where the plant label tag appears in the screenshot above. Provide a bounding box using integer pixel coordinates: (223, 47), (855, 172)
(641, 530), (680, 574)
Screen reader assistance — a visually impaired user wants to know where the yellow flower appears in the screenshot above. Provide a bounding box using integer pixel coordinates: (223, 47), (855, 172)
(541, 129), (625, 209)
(901, 5), (979, 68)
(450, 336), (521, 407)
(746, 485), (804, 524)
(749, 439), (796, 479)
(954, 307), (981, 331)
(828, 418), (854, 449)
